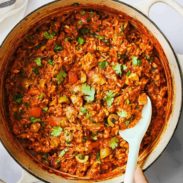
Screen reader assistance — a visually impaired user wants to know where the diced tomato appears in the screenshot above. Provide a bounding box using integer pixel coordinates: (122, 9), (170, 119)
(68, 71), (78, 84)
(85, 141), (100, 152)
(47, 117), (60, 126)
(29, 107), (42, 117)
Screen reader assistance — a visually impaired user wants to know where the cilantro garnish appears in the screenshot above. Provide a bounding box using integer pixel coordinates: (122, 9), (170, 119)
(38, 93), (44, 100)
(34, 57), (42, 67)
(30, 117), (41, 123)
(98, 61), (108, 69)
(117, 110), (128, 118)
(54, 44), (63, 52)
(126, 70), (131, 76)
(95, 34), (105, 40)
(82, 84), (95, 102)
(51, 126), (62, 137)
(48, 59), (54, 66)
(32, 67), (39, 75)
(113, 63), (122, 76)
(122, 64), (127, 71)
(96, 152), (101, 163)
(132, 56), (142, 66)
(59, 148), (68, 157)
(43, 31), (56, 39)
(125, 120), (131, 126)
(56, 69), (67, 84)
(77, 37), (85, 45)
(80, 107), (88, 114)
(104, 91), (115, 107)
(109, 137), (119, 150)
(42, 107), (48, 112)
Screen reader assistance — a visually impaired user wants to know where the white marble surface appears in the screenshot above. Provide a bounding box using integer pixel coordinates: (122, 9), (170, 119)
(0, 0), (183, 183)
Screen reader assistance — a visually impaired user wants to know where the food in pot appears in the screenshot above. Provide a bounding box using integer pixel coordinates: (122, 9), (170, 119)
(5, 5), (171, 180)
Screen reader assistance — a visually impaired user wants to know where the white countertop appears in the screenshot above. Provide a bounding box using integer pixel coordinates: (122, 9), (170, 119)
(0, 0), (183, 183)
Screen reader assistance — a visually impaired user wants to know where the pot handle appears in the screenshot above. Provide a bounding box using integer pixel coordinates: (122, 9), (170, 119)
(135, 0), (183, 17)
(134, 0), (183, 73)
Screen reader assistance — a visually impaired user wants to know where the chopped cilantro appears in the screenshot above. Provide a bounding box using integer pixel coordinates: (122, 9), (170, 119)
(14, 93), (23, 104)
(51, 126), (62, 137)
(125, 120), (130, 126)
(82, 84), (95, 102)
(98, 61), (108, 69)
(117, 110), (128, 118)
(59, 148), (68, 157)
(34, 57), (42, 67)
(32, 67), (39, 75)
(77, 37), (85, 45)
(122, 64), (127, 71)
(30, 117), (41, 123)
(38, 93), (44, 100)
(96, 152), (101, 163)
(48, 59), (54, 66)
(126, 70), (131, 76)
(132, 56), (142, 66)
(80, 107), (88, 114)
(43, 31), (56, 39)
(42, 107), (48, 112)
(54, 44), (63, 52)
(104, 91), (115, 107)
(56, 69), (67, 84)
(95, 34), (105, 40)
(109, 137), (119, 150)
(113, 63), (122, 76)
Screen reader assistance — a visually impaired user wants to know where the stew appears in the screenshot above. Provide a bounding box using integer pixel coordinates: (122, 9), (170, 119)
(5, 5), (171, 180)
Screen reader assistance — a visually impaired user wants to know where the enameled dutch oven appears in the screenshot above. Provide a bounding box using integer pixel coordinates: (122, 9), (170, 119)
(0, 0), (183, 182)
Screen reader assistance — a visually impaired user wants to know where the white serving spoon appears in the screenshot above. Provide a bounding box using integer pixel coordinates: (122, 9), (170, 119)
(119, 96), (152, 183)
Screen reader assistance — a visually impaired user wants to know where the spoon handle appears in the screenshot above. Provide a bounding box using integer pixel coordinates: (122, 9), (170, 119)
(124, 139), (141, 183)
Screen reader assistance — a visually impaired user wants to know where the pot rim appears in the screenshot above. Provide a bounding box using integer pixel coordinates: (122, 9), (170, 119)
(0, 0), (182, 182)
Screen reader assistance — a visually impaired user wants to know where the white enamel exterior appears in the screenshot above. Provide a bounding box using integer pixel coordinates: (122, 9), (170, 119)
(0, 0), (182, 183)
